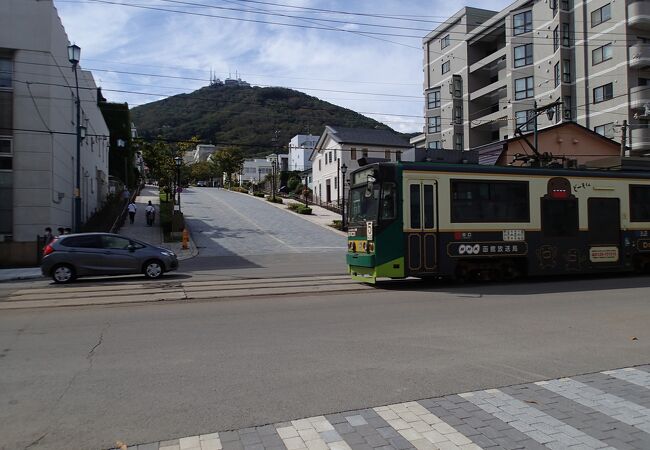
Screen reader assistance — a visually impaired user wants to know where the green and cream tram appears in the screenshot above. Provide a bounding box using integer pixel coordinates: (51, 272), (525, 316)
(346, 162), (650, 283)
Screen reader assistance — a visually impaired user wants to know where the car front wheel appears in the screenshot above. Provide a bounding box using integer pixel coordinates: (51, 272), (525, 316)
(143, 260), (164, 279)
(52, 264), (76, 284)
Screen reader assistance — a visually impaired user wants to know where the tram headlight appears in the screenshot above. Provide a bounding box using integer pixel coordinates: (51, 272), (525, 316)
(368, 242), (375, 253)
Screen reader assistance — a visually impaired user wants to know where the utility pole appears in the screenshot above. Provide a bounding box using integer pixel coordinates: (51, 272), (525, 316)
(620, 120), (628, 158)
(533, 100), (539, 154)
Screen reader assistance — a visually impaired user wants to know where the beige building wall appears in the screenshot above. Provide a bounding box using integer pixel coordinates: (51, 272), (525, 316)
(0, 0), (109, 248)
(423, 0), (650, 155)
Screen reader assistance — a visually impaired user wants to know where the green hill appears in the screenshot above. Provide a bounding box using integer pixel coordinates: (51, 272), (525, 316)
(130, 84), (398, 157)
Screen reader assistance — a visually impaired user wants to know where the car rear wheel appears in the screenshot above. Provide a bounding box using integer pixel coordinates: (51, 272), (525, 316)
(143, 260), (164, 279)
(52, 264), (76, 284)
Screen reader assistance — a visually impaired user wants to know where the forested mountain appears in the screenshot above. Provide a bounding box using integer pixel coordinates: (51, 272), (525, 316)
(130, 84), (401, 156)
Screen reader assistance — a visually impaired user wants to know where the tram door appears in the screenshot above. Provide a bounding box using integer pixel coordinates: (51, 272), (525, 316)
(587, 198), (621, 265)
(405, 180), (438, 274)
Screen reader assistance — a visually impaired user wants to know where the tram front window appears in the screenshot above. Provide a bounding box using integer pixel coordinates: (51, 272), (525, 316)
(349, 184), (380, 224)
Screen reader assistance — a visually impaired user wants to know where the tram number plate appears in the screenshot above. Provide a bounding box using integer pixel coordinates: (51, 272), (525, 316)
(366, 221), (373, 241)
(447, 242), (528, 257)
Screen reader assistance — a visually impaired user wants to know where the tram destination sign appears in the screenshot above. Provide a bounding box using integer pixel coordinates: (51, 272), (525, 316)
(447, 241), (528, 257)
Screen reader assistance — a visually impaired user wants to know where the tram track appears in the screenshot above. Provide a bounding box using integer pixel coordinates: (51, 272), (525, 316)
(0, 275), (372, 310)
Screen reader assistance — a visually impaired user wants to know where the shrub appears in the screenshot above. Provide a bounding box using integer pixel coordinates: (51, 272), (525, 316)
(267, 196), (283, 204)
(254, 192), (265, 198)
(229, 186), (248, 193)
(287, 203), (301, 211)
(297, 206), (312, 215)
(330, 220), (342, 230)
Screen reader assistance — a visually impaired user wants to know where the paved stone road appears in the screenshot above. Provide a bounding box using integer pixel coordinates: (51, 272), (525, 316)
(181, 188), (345, 257)
(125, 366), (650, 450)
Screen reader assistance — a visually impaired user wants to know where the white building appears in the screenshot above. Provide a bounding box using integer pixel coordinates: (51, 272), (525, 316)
(288, 134), (319, 171)
(266, 153), (289, 172)
(238, 158), (273, 184)
(0, 0), (110, 265)
(310, 126), (410, 205)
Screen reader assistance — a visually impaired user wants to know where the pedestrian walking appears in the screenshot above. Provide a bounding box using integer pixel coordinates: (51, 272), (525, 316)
(57, 227), (65, 236)
(64, 227), (72, 234)
(122, 188), (130, 205)
(44, 227), (54, 246)
(145, 201), (156, 226)
(127, 201), (137, 224)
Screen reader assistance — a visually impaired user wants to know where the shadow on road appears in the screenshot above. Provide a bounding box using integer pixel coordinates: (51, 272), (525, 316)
(371, 272), (650, 296)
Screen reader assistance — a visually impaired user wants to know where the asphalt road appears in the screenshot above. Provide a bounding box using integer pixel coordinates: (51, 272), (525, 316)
(2, 275), (650, 449)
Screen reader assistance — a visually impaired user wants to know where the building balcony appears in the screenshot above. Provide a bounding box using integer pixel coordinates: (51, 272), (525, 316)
(629, 0), (650, 30)
(629, 43), (650, 69)
(630, 85), (650, 110)
(469, 47), (507, 74)
(470, 107), (508, 129)
(469, 78), (507, 101)
(631, 126), (650, 153)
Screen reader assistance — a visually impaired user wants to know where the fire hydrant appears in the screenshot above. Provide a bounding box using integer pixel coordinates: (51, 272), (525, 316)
(182, 228), (189, 250)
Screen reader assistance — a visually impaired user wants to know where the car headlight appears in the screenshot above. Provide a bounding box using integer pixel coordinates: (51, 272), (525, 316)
(161, 251), (175, 257)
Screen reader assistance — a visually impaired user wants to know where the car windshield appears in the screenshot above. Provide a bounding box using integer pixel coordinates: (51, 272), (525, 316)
(349, 184), (380, 224)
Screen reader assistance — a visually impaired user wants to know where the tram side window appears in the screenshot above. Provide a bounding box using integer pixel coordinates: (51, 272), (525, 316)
(450, 180), (529, 222)
(630, 185), (650, 221)
(380, 183), (396, 220)
(410, 184), (421, 228)
(541, 198), (578, 237)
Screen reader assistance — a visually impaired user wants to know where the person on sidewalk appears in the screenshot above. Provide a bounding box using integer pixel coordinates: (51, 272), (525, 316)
(57, 227), (65, 236)
(127, 201), (137, 224)
(44, 227), (54, 246)
(145, 201), (156, 226)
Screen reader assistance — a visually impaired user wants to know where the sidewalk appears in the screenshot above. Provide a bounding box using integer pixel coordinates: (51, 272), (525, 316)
(121, 186), (198, 261)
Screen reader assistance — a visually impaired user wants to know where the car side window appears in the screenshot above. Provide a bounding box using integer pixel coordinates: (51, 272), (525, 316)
(60, 235), (101, 248)
(101, 236), (132, 250)
(130, 241), (145, 249)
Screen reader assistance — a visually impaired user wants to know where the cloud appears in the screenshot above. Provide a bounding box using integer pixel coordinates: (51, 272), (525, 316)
(54, 0), (514, 133)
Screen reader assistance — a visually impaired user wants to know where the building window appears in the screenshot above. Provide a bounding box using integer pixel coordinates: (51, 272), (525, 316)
(428, 141), (442, 150)
(0, 138), (11, 171)
(563, 96), (572, 120)
(551, 0), (558, 16)
(454, 133), (463, 151)
(362, 148), (368, 158)
(453, 105), (463, 124)
(428, 116), (441, 133)
(441, 34), (450, 49)
(562, 23), (570, 47)
(513, 11), (533, 35)
(515, 110), (535, 132)
(592, 43), (612, 65)
(350, 147), (356, 160)
(384, 150), (391, 160)
(0, 58), (12, 89)
(513, 44), (533, 68)
(514, 76), (534, 100)
(427, 89), (441, 109)
(553, 26), (559, 51)
(441, 61), (450, 74)
(561, 0), (570, 10)
(451, 180), (530, 223)
(396, 151), (401, 162)
(318, 159), (321, 170)
(452, 75), (462, 97)
(594, 123), (615, 138)
(593, 83), (613, 103)
(562, 59), (571, 83)
(554, 62), (561, 87)
(591, 3), (611, 27)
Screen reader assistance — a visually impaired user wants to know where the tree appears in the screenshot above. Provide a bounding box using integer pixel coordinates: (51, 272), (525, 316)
(190, 161), (213, 182)
(212, 147), (245, 187)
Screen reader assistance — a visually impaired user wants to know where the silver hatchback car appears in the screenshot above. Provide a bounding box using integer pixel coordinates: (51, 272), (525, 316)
(41, 233), (179, 283)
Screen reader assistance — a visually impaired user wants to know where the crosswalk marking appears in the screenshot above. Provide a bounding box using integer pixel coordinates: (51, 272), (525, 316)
(460, 389), (615, 449)
(538, 377), (650, 434)
(603, 367), (650, 389)
(277, 416), (349, 450)
(374, 401), (480, 450)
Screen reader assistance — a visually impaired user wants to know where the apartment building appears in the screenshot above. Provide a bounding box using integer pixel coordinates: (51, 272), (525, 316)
(288, 134), (319, 171)
(422, 0), (650, 154)
(0, 0), (110, 264)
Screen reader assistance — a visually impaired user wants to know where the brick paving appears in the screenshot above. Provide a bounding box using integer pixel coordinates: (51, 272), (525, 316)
(120, 365), (650, 450)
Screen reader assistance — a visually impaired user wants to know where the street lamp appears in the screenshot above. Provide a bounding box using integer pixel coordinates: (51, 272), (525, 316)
(68, 43), (82, 232)
(271, 159), (277, 201)
(174, 155), (182, 212)
(340, 163), (347, 231)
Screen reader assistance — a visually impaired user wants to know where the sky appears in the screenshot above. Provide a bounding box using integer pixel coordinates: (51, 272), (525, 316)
(53, 0), (513, 134)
